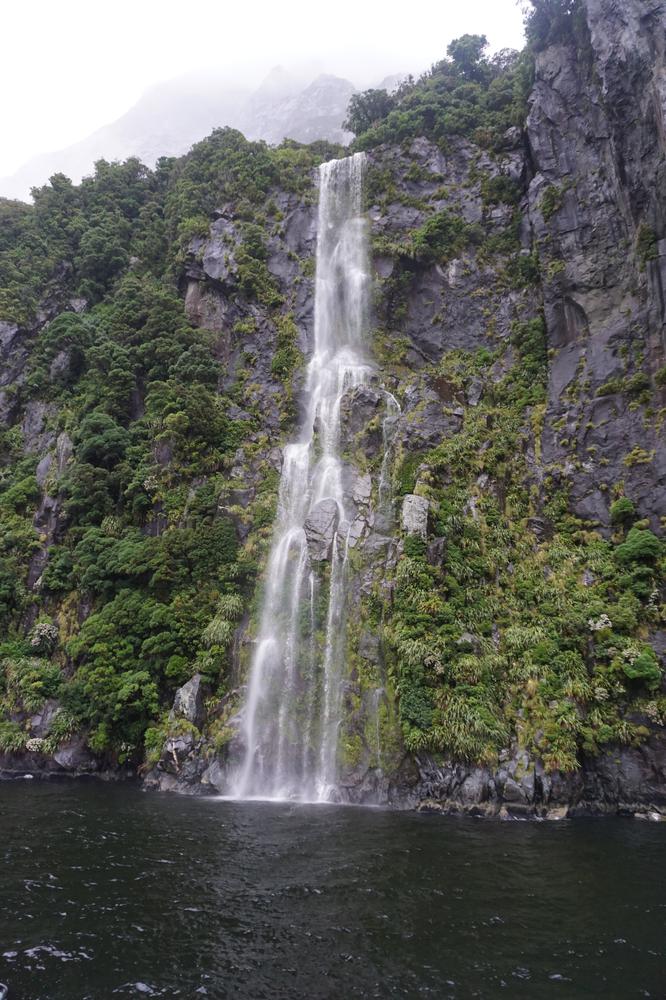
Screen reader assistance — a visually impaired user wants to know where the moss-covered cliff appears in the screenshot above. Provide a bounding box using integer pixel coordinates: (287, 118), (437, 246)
(1, 0), (665, 816)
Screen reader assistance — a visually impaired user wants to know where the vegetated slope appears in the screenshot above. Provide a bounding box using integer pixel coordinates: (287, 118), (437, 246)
(0, 0), (665, 816)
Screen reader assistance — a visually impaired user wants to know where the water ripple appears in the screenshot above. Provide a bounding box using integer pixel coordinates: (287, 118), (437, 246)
(0, 783), (664, 999)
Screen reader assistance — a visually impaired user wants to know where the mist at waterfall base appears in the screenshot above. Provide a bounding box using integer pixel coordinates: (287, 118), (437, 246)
(233, 153), (396, 802)
(2, 783), (665, 999)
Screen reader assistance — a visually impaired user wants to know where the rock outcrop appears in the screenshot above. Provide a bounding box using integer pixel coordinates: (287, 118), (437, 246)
(401, 495), (429, 538)
(413, 734), (666, 819)
(0, 736), (102, 780)
(527, 0), (666, 530)
(170, 674), (206, 730)
(304, 498), (340, 561)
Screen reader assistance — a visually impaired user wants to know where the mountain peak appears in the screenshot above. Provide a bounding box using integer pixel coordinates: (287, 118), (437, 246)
(0, 68), (358, 200)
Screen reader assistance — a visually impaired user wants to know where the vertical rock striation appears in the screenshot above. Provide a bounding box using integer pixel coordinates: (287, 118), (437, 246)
(528, 0), (666, 528)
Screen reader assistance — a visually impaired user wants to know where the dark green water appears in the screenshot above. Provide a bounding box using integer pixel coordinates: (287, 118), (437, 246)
(1, 782), (665, 999)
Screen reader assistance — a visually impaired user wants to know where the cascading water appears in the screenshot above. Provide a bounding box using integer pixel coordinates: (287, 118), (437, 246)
(232, 153), (372, 801)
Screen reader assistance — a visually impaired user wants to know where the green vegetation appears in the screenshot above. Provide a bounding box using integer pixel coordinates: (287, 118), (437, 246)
(0, 128), (334, 763)
(524, 0), (585, 52)
(609, 497), (636, 526)
(347, 35), (533, 153)
(350, 4), (664, 782)
(540, 184), (565, 221)
(0, 6), (663, 790)
(386, 344), (665, 771)
(0, 131), (339, 328)
(597, 371), (651, 400)
(343, 89), (395, 135)
(410, 210), (482, 264)
(636, 224), (659, 266)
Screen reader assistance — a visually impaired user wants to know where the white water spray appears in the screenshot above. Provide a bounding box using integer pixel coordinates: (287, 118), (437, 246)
(233, 153), (372, 801)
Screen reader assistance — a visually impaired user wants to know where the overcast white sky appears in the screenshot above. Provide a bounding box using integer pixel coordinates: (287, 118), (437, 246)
(0, 0), (527, 177)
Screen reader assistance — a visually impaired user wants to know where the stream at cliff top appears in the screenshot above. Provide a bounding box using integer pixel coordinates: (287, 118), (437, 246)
(2, 783), (665, 999)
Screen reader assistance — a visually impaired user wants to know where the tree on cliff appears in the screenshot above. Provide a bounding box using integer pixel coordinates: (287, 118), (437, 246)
(343, 89), (395, 135)
(446, 34), (491, 83)
(525, 0), (582, 50)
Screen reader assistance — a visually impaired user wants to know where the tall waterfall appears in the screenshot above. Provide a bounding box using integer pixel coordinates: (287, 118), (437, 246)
(232, 153), (371, 801)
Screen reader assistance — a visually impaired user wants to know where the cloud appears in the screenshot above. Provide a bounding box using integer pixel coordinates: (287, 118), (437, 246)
(0, 0), (525, 177)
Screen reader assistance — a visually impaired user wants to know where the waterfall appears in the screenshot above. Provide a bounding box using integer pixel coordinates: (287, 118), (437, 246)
(232, 153), (372, 801)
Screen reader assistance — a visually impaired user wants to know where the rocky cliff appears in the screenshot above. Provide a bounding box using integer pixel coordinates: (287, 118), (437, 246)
(1, 0), (665, 818)
(528, 0), (666, 530)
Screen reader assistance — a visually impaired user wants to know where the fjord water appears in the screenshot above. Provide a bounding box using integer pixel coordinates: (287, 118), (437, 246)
(2, 783), (666, 999)
(234, 153), (372, 801)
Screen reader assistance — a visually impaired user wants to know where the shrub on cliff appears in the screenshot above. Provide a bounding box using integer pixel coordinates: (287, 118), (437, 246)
(410, 209), (481, 264)
(620, 646), (662, 690)
(615, 528), (662, 565)
(610, 497), (637, 527)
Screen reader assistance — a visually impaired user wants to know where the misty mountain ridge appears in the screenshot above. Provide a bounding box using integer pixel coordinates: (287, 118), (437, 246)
(0, 67), (374, 201)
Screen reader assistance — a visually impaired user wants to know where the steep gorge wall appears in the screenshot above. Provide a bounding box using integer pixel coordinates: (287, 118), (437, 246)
(157, 0), (666, 815)
(529, 0), (666, 529)
(2, 0), (666, 816)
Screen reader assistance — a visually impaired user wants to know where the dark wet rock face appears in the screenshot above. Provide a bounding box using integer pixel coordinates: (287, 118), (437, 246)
(368, 135), (535, 369)
(51, 739), (100, 774)
(527, 0), (666, 530)
(412, 734), (666, 819)
(0, 735), (102, 779)
(201, 220), (240, 285)
(340, 384), (384, 452)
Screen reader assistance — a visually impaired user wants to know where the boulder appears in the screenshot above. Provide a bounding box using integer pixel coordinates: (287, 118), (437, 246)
(401, 494), (429, 538)
(467, 376), (483, 407)
(171, 674), (206, 730)
(339, 384), (384, 456)
(400, 385), (463, 450)
(459, 771), (490, 805)
(303, 498), (340, 560)
(160, 734), (197, 774)
(352, 471), (372, 506)
(53, 738), (98, 773)
(27, 700), (61, 738)
(201, 217), (240, 285)
(201, 759), (227, 792)
(55, 432), (73, 477)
